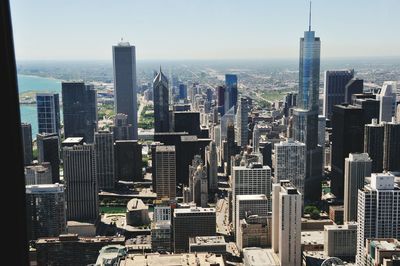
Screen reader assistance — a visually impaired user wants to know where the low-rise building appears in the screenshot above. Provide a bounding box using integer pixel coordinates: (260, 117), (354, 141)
(242, 248), (280, 266)
(324, 223), (357, 261)
(189, 236), (227, 254)
(365, 238), (400, 266)
(119, 253), (225, 266)
(126, 198), (150, 226)
(237, 215), (271, 252)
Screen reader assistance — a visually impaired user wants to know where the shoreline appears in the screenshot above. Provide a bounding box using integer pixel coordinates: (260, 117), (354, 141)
(18, 73), (64, 82)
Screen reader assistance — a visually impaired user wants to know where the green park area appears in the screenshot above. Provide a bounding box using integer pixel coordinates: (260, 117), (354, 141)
(138, 104), (154, 129)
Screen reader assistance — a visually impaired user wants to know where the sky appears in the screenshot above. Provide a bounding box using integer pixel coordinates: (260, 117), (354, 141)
(10, 0), (400, 61)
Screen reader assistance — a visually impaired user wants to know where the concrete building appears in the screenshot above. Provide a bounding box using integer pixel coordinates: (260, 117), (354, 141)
(378, 81), (397, 122)
(189, 155), (208, 207)
(237, 215), (272, 252)
(383, 118), (400, 171)
(63, 144), (98, 222)
(36, 234), (124, 266)
(242, 248), (280, 266)
(232, 163), (272, 232)
(153, 68), (170, 133)
(324, 223), (357, 260)
(120, 252), (225, 266)
(235, 194), (269, 239)
(329, 205), (344, 225)
(126, 198), (150, 226)
(37, 133), (60, 183)
(205, 141), (218, 191)
(189, 236), (227, 254)
(21, 122), (33, 165)
(323, 69), (354, 119)
(151, 220), (172, 253)
(356, 173), (400, 265)
(272, 180), (302, 266)
(112, 41), (138, 140)
(236, 97), (250, 147)
(365, 238), (400, 266)
(62, 82), (97, 143)
(364, 119), (384, 173)
(36, 92), (60, 135)
(26, 184), (66, 240)
(25, 163), (52, 185)
(95, 131), (115, 190)
(173, 207), (216, 253)
(344, 153), (372, 222)
(155, 145), (176, 200)
(274, 139), (306, 203)
(112, 113), (135, 141)
(114, 140), (142, 182)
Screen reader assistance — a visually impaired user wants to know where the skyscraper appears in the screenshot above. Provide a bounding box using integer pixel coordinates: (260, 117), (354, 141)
(364, 119), (384, 173)
(26, 184), (66, 240)
(217, 85), (226, 115)
(62, 82), (97, 143)
(63, 143), (98, 222)
(343, 153), (372, 223)
(378, 81), (397, 122)
(94, 131), (115, 190)
(235, 97), (249, 147)
(153, 67), (170, 133)
(21, 122), (33, 165)
(155, 146), (176, 200)
(112, 41), (138, 140)
(274, 139), (306, 202)
(205, 141), (218, 191)
(224, 74), (238, 113)
(37, 133), (60, 183)
(114, 140), (142, 182)
(383, 118), (400, 171)
(356, 173), (400, 265)
(25, 163), (52, 185)
(189, 156), (208, 207)
(292, 7), (322, 203)
(112, 113), (135, 141)
(178, 83), (187, 100)
(272, 180), (302, 266)
(323, 70), (354, 119)
(36, 93), (60, 135)
(331, 104), (364, 200)
(345, 78), (363, 103)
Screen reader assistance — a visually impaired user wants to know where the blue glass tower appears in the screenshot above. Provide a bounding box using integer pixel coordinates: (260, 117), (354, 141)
(36, 93), (60, 135)
(224, 74), (238, 113)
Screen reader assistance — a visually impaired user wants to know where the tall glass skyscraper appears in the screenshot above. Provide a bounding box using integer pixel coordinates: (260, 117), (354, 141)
(36, 93), (60, 135)
(153, 67), (170, 133)
(112, 41), (138, 140)
(224, 74), (238, 113)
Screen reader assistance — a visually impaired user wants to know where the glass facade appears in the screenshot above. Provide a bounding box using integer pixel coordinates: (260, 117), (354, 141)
(36, 93), (60, 135)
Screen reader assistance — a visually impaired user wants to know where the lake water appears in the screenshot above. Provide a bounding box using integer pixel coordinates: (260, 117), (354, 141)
(18, 74), (62, 138)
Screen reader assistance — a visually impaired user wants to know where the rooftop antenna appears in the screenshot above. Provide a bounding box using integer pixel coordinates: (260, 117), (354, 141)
(308, 1), (312, 31)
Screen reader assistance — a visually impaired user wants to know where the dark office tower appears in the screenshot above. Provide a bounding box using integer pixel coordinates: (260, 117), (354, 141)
(155, 146), (176, 200)
(383, 119), (400, 171)
(36, 93), (60, 135)
(345, 78), (363, 103)
(354, 98), (380, 125)
(217, 85), (226, 115)
(94, 131), (115, 190)
(62, 82), (97, 143)
(364, 119), (384, 173)
(21, 123), (33, 165)
(112, 113), (135, 141)
(173, 111), (200, 136)
(236, 97), (250, 147)
(331, 104), (364, 200)
(112, 41), (138, 140)
(26, 184), (66, 240)
(259, 141), (272, 168)
(37, 133), (60, 183)
(153, 67), (170, 133)
(225, 74), (238, 114)
(178, 83), (187, 100)
(206, 88), (213, 103)
(284, 92), (297, 117)
(205, 141), (218, 191)
(225, 122), (236, 175)
(323, 70), (354, 119)
(173, 207), (216, 253)
(63, 144), (98, 222)
(114, 140), (142, 182)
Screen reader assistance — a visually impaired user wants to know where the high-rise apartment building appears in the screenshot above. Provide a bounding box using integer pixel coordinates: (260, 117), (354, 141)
(112, 41), (138, 139)
(37, 133), (60, 183)
(26, 184), (66, 240)
(36, 92), (60, 135)
(356, 173), (400, 265)
(153, 68), (170, 133)
(63, 144), (98, 222)
(343, 153), (372, 222)
(155, 146), (176, 200)
(272, 180), (302, 266)
(21, 122), (33, 165)
(94, 131), (115, 190)
(62, 82), (97, 143)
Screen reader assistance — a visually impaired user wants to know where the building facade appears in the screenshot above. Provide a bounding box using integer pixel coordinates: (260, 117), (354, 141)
(36, 92), (60, 135)
(94, 131), (115, 190)
(155, 146), (176, 200)
(21, 123), (33, 165)
(153, 68), (170, 133)
(37, 133), (60, 183)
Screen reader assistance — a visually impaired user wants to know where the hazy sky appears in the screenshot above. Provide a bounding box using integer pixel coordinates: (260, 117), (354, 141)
(10, 0), (400, 60)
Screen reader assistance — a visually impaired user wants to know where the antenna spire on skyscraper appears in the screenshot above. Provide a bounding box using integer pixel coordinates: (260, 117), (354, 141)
(309, 1), (312, 31)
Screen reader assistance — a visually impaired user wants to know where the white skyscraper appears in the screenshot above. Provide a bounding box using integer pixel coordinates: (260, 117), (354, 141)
(272, 180), (302, 266)
(232, 163), (272, 231)
(274, 139), (306, 202)
(378, 81), (397, 122)
(343, 153), (372, 223)
(356, 173), (400, 265)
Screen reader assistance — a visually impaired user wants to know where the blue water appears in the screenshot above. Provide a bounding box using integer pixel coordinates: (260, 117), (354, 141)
(18, 74), (62, 138)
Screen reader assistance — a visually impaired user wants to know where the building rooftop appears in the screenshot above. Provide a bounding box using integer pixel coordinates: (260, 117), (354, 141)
(120, 253), (225, 266)
(62, 137), (84, 145)
(189, 236), (226, 245)
(324, 223), (357, 231)
(96, 245), (127, 266)
(155, 145), (175, 152)
(236, 194), (268, 201)
(36, 234), (124, 244)
(301, 230), (324, 246)
(26, 183), (64, 194)
(174, 207), (215, 215)
(127, 198), (148, 211)
(242, 248), (280, 266)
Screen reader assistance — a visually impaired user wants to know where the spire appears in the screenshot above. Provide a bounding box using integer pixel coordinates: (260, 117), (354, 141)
(159, 65), (162, 74)
(308, 1), (312, 31)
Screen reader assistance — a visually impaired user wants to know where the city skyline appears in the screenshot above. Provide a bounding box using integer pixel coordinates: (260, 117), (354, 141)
(11, 0), (400, 60)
